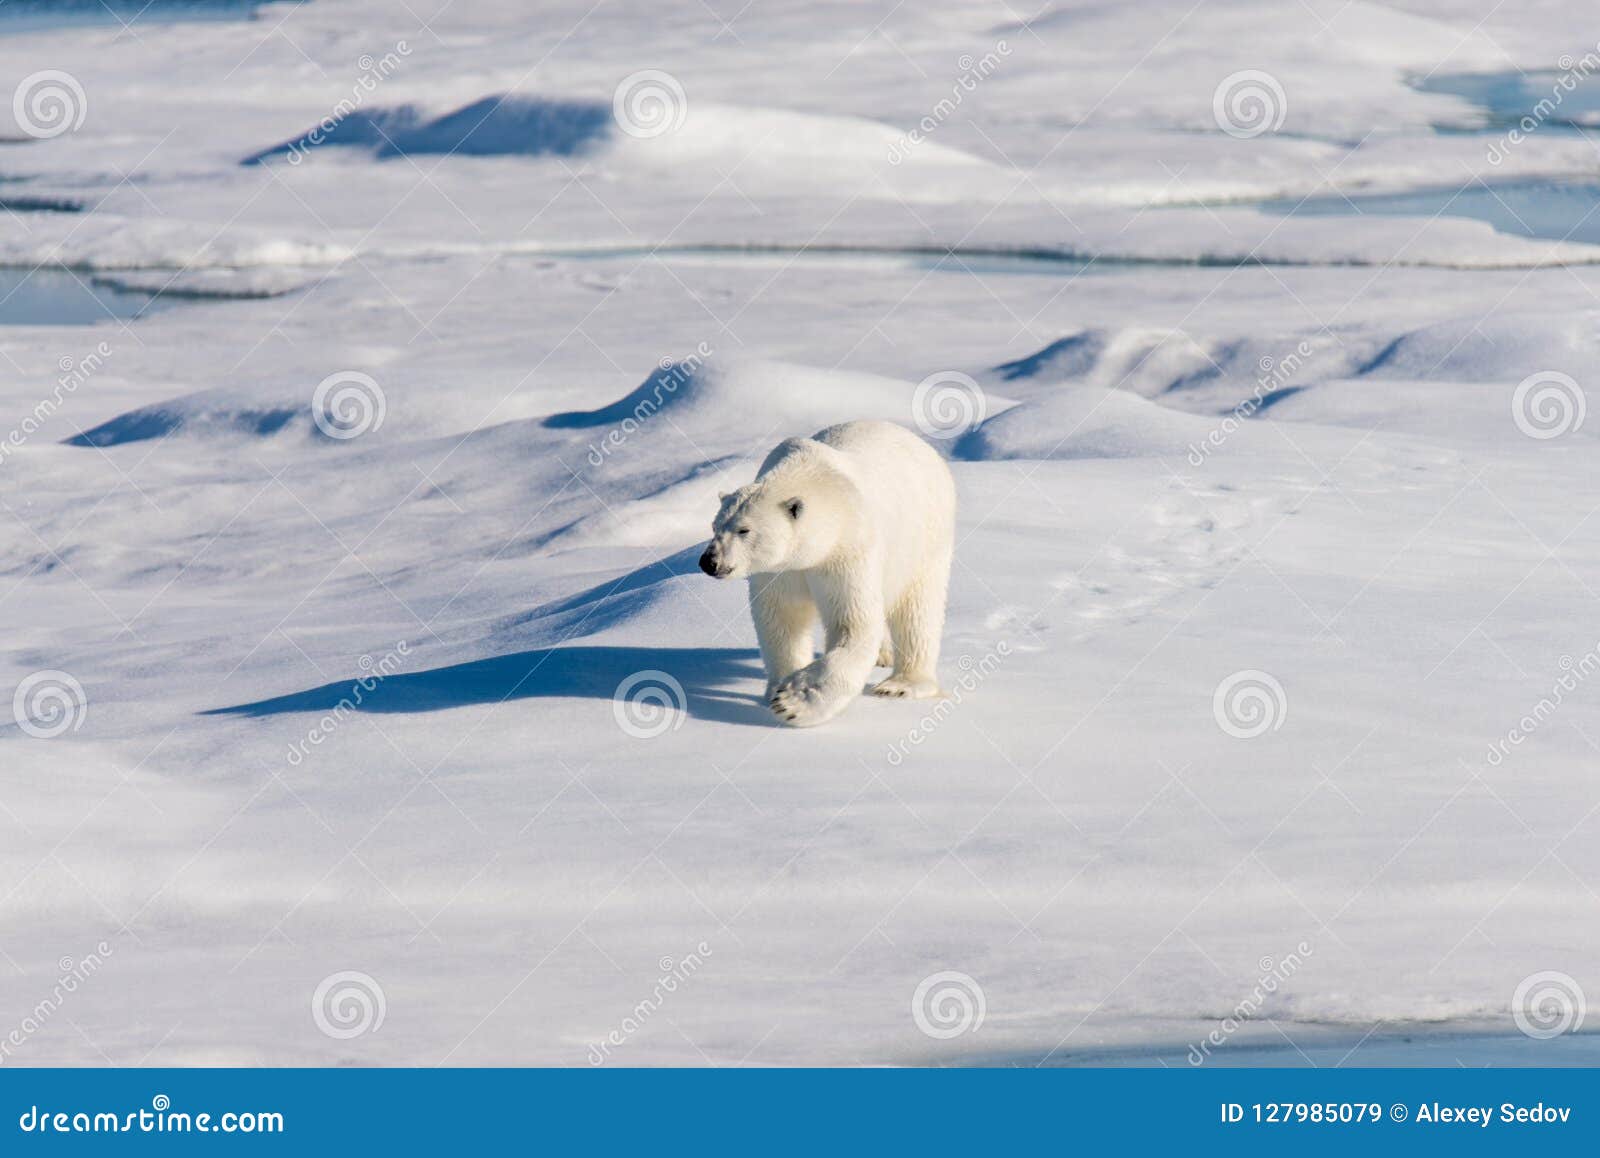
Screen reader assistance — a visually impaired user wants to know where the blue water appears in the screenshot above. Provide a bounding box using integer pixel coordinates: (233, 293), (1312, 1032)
(1255, 72), (1600, 247)
(0, 268), (172, 325)
(1416, 70), (1600, 131)
(1263, 181), (1600, 246)
(0, 0), (280, 31)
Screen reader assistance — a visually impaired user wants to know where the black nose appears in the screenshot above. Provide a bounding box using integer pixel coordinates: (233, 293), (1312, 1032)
(699, 548), (718, 576)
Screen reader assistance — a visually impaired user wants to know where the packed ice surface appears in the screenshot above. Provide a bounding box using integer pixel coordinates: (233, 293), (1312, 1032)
(2, 0), (1600, 1066)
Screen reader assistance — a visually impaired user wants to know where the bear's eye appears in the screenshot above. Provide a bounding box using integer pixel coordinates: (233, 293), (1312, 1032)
(737, 528), (751, 537)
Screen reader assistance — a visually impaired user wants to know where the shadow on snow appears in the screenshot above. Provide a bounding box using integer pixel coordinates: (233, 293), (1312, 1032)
(202, 644), (770, 727)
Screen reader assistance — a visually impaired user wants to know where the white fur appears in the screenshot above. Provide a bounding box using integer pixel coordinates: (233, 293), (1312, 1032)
(699, 420), (955, 727)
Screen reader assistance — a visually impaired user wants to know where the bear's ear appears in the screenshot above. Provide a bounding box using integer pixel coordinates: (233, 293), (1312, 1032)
(785, 497), (803, 520)
(718, 491), (731, 501)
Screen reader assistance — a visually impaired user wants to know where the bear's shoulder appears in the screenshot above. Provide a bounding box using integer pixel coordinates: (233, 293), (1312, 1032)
(812, 420), (937, 461)
(758, 435), (834, 478)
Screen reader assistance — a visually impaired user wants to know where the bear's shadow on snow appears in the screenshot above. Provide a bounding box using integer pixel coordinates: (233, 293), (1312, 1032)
(202, 645), (772, 727)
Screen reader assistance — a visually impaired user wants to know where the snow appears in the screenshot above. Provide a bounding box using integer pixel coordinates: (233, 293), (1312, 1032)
(2, 0), (1600, 1067)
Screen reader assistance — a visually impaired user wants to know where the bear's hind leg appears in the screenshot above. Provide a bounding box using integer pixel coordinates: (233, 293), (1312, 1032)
(873, 556), (949, 700)
(750, 572), (816, 696)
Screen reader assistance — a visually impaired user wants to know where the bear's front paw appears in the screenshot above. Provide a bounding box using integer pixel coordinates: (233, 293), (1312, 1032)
(870, 674), (941, 700)
(769, 668), (839, 727)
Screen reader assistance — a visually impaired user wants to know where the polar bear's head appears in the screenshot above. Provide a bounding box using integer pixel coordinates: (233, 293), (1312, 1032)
(699, 484), (807, 580)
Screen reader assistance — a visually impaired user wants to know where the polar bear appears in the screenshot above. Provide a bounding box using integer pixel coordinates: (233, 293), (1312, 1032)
(699, 420), (955, 727)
